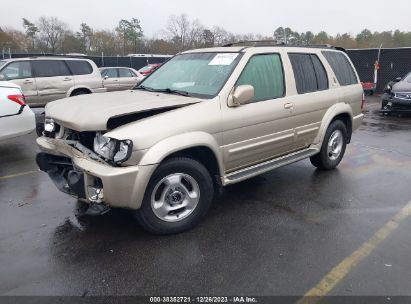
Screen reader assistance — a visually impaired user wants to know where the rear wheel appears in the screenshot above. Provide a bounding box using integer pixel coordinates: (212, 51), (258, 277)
(135, 157), (214, 235)
(310, 120), (347, 170)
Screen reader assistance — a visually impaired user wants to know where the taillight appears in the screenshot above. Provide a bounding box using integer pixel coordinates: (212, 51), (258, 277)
(361, 93), (365, 111)
(7, 94), (26, 106)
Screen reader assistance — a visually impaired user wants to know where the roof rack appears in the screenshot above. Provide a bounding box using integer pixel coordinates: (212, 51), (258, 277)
(223, 40), (346, 52)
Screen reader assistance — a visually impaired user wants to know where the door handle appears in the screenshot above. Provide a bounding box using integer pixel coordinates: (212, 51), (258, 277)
(63, 77), (72, 81)
(284, 102), (294, 110)
(23, 79), (33, 84)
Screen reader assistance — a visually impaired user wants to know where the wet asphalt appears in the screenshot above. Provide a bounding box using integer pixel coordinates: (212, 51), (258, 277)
(0, 97), (410, 297)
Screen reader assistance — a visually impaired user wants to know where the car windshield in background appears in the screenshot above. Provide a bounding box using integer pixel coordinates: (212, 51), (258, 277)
(403, 72), (411, 83)
(138, 52), (241, 98)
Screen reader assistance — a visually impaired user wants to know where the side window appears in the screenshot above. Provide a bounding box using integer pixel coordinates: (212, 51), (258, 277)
(0, 61), (32, 80)
(236, 54), (284, 102)
(321, 51), (358, 86)
(118, 68), (134, 78)
(288, 53), (329, 94)
(66, 60), (92, 75)
(101, 69), (117, 78)
(32, 60), (71, 77)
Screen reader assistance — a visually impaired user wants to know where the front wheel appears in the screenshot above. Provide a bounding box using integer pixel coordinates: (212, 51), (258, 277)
(310, 120), (347, 170)
(135, 157), (214, 234)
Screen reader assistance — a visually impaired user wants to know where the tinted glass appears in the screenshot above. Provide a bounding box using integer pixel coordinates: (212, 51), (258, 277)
(101, 68), (118, 78)
(236, 54), (284, 102)
(119, 68), (134, 77)
(140, 53), (241, 98)
(311, 55), (328, 90)
(321, 51), (358, 86)
(66, 60), (92, 75)
(0, 61), (32, 80)
(289, 54), (318, 94)
(33, 60), (71, 77)
(289, 53), (328, 94)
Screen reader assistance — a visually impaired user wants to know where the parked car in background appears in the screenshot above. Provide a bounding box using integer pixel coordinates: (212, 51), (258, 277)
(100, 67), (144, 91)
(36, 43), (363, 234)
(0, 57), (106, 107)
(138, 63), (162, 76)
(0, 81), (35, 141)
(381, 72), (411, 113)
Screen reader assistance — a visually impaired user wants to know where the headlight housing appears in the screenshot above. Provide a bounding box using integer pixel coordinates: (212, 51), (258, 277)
(93, 133), (133, 164)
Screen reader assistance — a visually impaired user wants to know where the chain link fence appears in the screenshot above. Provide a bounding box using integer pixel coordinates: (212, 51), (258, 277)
(347, 47), (411, 93)
(0, 52), (170, 71)
(2, 48), (411, 93)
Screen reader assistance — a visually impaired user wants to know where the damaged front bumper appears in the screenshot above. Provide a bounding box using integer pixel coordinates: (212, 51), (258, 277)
(36, 136), (156, 209)
(381, 94), (411, 114)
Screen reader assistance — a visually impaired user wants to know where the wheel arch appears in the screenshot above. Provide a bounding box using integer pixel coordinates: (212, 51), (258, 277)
(313, 103), (353, 147)
(139, 132), (224, 178)
(67, 86), (92, 97)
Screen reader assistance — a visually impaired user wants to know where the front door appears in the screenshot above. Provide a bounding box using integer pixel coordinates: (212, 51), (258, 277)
(222, 53), (295, 172)
(0, 61), (38, 105)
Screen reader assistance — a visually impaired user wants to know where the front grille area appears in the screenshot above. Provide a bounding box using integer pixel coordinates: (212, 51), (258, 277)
(395, 92), (411, 100)
(66, 130), (96, 150)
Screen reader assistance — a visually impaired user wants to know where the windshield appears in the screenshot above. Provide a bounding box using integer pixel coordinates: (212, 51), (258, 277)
(403, 72), (411, 83)
(0, 60), (7, 70)
(138, 52), (241, 98)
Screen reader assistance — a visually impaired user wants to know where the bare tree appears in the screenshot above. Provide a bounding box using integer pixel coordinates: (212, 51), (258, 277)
(38, 16), (67, 53)
(166, 14), (190, 50)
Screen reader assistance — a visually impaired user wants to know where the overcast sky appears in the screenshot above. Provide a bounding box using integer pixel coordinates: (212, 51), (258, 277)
(3, 0), (410, 37)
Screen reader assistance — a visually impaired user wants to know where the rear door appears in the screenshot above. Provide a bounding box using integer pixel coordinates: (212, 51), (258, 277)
(32, 60), (74, 103)
(101, 68), (120, 91)
(285, 53), (334, 150)
(0, 61), (38, 104)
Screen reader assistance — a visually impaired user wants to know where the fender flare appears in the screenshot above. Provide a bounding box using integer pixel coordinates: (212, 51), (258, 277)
(313, 103), (353, 147)
(139, 131), (224, 175)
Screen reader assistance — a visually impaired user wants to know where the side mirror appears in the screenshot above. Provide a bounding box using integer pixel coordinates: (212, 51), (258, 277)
(228, 85), (254, 107)
(394, 77), (402, 82)
(103, 75), (109, 79)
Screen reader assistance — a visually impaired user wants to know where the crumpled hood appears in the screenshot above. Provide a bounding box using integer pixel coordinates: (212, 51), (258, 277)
(392, 81), (411, 93)
(45, 90), (200, 131)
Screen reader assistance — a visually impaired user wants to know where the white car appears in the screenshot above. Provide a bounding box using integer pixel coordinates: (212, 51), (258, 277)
(0, 81), (35, 141)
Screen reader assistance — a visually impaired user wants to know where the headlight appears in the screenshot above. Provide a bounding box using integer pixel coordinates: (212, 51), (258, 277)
(93, 133), (133, 164)
(44, 118), (56, 133)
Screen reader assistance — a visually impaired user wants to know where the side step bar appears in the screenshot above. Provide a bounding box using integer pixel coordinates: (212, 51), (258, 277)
(223, 147), (319, 185)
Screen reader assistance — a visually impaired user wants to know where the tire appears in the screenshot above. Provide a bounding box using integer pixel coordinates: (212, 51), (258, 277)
(310, 120), (347, 170)
(71, 90), (90, 97)
(135, 157), (214, 235)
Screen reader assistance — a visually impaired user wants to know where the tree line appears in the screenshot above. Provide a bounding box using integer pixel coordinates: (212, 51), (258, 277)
(1, 14), (411, 56)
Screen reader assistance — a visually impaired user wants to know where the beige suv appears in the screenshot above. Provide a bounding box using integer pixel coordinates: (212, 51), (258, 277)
(0, 57), (106, 107)
(36, 43), (364, 234)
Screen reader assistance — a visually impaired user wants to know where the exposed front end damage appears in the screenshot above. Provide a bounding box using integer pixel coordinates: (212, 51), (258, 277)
(36, 132), (156, 210)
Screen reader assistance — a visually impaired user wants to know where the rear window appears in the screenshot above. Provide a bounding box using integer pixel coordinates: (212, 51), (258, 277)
(66, 60), (93, 75)
(289, 53), (328, 94)
(321, 51), (358, 86)
(33, 60), (71, 77)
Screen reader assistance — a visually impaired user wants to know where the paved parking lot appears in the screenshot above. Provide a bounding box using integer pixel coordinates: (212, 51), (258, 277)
(0, 97), (411, 298)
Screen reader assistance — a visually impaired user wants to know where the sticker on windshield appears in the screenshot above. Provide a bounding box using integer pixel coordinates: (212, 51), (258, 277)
(208, 53), (239, 66)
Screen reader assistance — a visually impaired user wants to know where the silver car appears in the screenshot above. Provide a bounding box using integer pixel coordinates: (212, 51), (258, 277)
(0, 57), (106, 107)
(100, 67), (144, 92)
